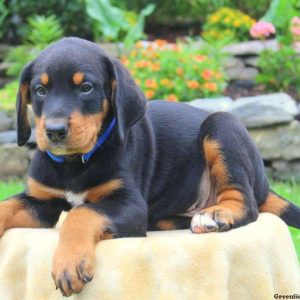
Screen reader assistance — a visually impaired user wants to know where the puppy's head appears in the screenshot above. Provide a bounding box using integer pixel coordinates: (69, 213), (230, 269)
(17, 37), (147, 155)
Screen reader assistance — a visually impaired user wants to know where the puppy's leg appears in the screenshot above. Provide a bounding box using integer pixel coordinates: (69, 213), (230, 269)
(52, 191), (147, 297)
(0, 193), (69, 237)
(191, 112), (269, 233)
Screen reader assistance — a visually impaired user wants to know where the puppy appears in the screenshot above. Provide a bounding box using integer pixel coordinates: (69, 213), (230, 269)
(0, 37), (299, 296)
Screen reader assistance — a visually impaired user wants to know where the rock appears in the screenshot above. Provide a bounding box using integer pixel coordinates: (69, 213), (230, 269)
(271, 160), (300, 181)
(0, 111), (13, 131)
(189, 97), (234, 112)
(245, 57), (259, 67)
(224, 57), (244, 69)
(226, 67), (258, 81)
(223, 39), (279, 56)
(249, 121), (300, 160)
(228, 93), (298, 128)
(0, 129), (36, 144)
(0, 143), (29, 178)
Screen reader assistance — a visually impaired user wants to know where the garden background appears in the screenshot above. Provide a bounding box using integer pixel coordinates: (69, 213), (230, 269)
(0, 0), (299, 259)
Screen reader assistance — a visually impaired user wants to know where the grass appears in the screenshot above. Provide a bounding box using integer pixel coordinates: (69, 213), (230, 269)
(0, 179), (299, 260)
(270, 180), (300, 262)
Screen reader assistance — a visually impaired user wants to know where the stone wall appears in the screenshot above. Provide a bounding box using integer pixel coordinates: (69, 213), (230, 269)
(223, 39), (278, 81)
(190, 92), (300, 181)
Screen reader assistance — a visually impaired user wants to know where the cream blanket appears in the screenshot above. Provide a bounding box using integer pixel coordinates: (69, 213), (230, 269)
(0, 213), (299, 300)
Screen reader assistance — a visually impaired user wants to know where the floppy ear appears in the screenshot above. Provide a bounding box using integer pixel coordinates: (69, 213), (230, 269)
(109, 58), (147, 141)
(16, 62), (34, 146)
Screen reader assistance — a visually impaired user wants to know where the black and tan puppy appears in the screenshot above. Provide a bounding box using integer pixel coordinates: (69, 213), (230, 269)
(0, 37), (299, 296)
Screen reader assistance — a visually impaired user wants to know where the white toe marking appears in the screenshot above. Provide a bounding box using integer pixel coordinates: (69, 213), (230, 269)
(191, 212), (217, 232)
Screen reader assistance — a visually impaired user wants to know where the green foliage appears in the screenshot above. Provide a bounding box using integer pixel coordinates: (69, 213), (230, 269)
(0, 180), (24, 201)
(262, 0), (299, 31)
(0, 0), (8, 39)
(26, 15), (64, 48)
(256, 46), (300, 93)
(116, 0), (271, 25)
(202, 7), (256, 43)
(271, 180), (300, 262)
(121, 40), (227, 101)
(85, 0), (154, 48)
(5, 15), (63, 78)
(261, 0), (300, 45)
(0, 81), (19, 111)
(4, 0), (91, 43)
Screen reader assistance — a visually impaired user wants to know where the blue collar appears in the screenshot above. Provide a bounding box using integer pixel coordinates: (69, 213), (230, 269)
(46, 118), (116, 164)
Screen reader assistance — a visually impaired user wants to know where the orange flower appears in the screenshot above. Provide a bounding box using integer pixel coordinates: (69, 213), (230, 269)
(145, 79), (158, 89)
(160, 78), (170, 85)
(187, 80), (200, 89)
(214, 71), (223, 79)
(120, 55), (129, 66)
(203, 82), (218, 92)
(145, 90), (155, 99)
(154, 39), (167, 47)
(151, 63), (160, 71)
(135, 60), (149, 68)
(202, 69), (214, 80)
(194, 55), (207, 62)
(160, 78), (173, 87)
(167, 94), (178, 101)
(176, 67), (184, 76)
(135, 41), (144, 48)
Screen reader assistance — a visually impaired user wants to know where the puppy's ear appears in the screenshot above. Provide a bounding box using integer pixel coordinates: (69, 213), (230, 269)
(108, 58), (147, 141)
(16, 62), (34, 146)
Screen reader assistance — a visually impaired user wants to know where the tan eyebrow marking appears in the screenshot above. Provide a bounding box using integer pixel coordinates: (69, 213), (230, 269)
(40, 73), (49, 85)
(73, 72), (84, 85)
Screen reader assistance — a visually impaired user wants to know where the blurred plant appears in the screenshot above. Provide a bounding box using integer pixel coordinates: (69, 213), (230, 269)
(0, 81), (18, 111)
(250, 21), (276, 39)
(261, 0), (300, 45)
(202, 7), (256, 43)
(85, 0), (155, 48)
(256, 46), (300, 93)
(121, 40), (227, 101)
(26, 15), (64, 48)
(5, 15), (63, 77)
(5, 0), (91, 43)
(117, 0), (270, 26)
(0, 0), (8, 39)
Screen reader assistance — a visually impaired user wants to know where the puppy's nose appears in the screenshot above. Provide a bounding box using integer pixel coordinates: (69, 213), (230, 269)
(45, 122), (68, 142)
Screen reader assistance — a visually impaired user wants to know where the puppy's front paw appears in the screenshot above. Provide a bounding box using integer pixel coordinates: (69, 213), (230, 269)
(52, 246), (94, 297)
(190, 208), (234, 233)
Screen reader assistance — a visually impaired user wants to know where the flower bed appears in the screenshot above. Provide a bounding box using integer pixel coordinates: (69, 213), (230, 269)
(121, 40), (227, 101)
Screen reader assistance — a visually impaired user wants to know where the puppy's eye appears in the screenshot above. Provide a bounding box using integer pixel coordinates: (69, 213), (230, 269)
(35, 85), (47, 96)
(80, 82), (93, 94)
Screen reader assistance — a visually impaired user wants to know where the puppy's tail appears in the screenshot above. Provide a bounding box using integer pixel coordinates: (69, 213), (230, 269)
(259, 190), (300, 229)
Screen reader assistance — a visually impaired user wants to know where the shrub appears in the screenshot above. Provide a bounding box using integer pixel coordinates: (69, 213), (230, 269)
(85, 0), (155, 48)
(261, 0), (300, 45)
(117, 0), (270, 25)
(202, 7), (256, 43)
(121, 40), (227, 101)
(4, 0), (91, 43)
(5, 15), (63, 78)
(256, 46), (300, 93)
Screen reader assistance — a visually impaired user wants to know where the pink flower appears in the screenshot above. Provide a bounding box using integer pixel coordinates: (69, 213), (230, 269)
(291, 17), (300, 26)
(250, 21), (276, 39)
(291, 27), (300, 36)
